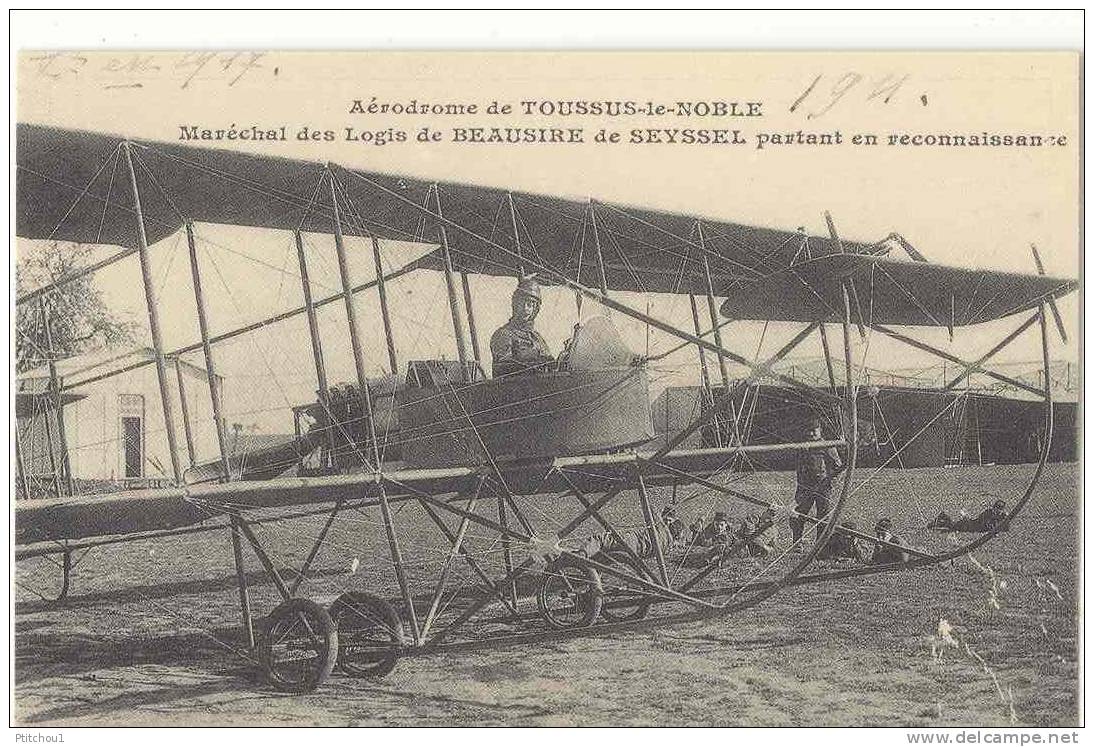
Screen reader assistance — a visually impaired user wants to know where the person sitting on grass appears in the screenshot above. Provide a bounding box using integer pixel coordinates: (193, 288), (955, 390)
(927, 499), (1010, 534)
(695, 511), (732, 550)
(816, 520), (873, 563)
(579, 503), (688, 561)
(871, 518), (911, 565)
(729, 506), (780, 558)
(679, 510), (734, 567)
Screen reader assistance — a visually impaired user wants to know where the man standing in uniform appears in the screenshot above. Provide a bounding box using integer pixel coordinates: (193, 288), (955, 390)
(490, 275), (554, 378)
(790, 414), (845, 549)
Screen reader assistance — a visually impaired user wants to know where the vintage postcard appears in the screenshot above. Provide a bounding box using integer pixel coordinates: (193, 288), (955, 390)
(12, 48), (1080, 728)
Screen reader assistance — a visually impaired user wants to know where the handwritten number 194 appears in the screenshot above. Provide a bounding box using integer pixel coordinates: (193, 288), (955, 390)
(790, 73), (910, 119)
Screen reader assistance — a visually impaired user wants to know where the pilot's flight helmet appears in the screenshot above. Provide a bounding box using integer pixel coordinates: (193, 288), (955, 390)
(512, 274), (543, 315)
(514, 274), (542, 302)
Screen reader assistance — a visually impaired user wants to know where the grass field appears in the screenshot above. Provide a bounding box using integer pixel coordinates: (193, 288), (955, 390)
(13, 463), (1080, 726)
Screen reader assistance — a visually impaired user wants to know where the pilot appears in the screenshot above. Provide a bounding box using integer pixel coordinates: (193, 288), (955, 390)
(490, 275), (554, 378)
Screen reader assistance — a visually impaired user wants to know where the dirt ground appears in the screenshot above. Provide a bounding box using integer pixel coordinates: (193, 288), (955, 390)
(13, 463), (1080, 727)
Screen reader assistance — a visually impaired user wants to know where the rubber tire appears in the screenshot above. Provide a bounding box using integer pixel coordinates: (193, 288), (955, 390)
(329, 592), (404, 678)
(537, 558), (604, 630)
(20, 550), (72, 606)
(598, 551), (652, 622)
(260, 597), (338, 693)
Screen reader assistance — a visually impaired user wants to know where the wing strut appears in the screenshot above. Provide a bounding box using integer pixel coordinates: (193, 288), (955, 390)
(825, 211), (867, 339)
(41, 299), (75, 496)
(185, 220), (256, 648)
(589, 201), (610, 296)
(332, 173), (402, 375)
(460, 272), (483, 363)
(1031, 244), (1069, 344)
(698, 220), (742, 447)
(434, 185), (470, 366)
(688, 293), (719, 440)
(124, 142), (182, 484)
(507, 191), (526, 277)
(329, 167), (422, 645)
(294, 228), (335, 463)
(172, 357), (197, 467)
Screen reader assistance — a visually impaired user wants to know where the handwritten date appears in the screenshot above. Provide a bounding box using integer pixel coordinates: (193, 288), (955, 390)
(26, 51), (270, 90)
(790, 72), (914, 119)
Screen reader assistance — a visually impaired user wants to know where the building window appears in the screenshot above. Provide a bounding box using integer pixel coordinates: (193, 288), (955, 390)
(119, 394), (144, 479)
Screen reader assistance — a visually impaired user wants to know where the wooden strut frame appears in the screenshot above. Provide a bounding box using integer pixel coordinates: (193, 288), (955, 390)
(173, 357), (197, 467)
(396, 301), (1054, 656)
(435, 185), (471, 366)
(37, 298), (73, 498)
(185, 219), (256, 648)
(14, 147), (1062, 674)
(123, 143), (182, 484)
(696, 220), (745, 449)
(281, 308), (838, 652)
(293, 228), (335, 463)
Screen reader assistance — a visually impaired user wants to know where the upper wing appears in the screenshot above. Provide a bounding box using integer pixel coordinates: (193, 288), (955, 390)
(17, 123), (328, 248)
(17, 123), (879, 297)
(719, 254), (1076, 327)
(18, 123), (1075, 325)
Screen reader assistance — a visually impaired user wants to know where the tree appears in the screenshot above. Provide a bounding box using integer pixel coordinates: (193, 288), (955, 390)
(16, 242), (138, 374)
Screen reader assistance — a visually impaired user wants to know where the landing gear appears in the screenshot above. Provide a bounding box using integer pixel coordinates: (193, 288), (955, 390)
(260, 597), (338, 693)
(16, 549), (73, 606)
(537, 558), (603, 629)
(329, 592), (404, 678)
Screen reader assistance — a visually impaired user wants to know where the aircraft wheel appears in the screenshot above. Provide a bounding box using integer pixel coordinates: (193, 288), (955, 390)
(17, 550), (73, 606)
(537, 557), (603, 629)
(329, 592), (404, 678)
(598, 551), (652, 622)
(260, 597), (338, 693)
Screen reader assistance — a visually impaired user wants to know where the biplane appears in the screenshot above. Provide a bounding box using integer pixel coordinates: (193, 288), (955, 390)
(14, 123), (1076, 693)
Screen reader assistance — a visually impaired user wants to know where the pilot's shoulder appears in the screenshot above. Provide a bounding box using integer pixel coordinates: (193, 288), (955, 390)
(489, 323), (516, 354)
